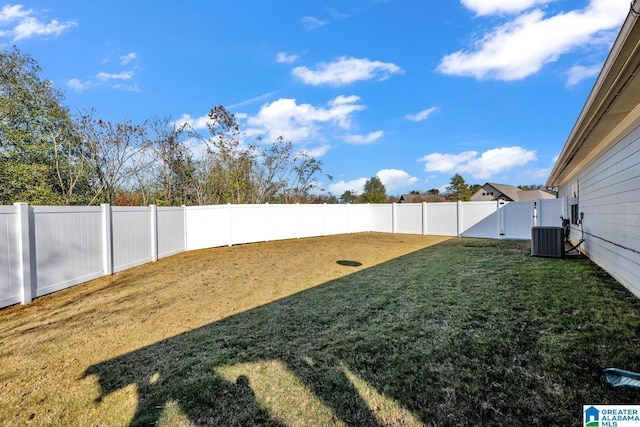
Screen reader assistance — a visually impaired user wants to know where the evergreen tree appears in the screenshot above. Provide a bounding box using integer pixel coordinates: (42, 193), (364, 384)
(359, 176), (387, 203)
(445, 173), (472, 201)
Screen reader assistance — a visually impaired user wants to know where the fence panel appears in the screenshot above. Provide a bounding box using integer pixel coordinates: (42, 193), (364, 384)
(348, 204), (371, 233)
(502, 201), (535, 239)
(0, 207), (20, 307)
(396, 204), (423, 235)
(112, 207), (152, 272)
(460, 201), (500, 238)
(297, 204), (327, 238)
(185, 205), (232, 250)
(538, 198), (565, 227)
(231, 205), (269, 245)
(32, 206), (103, 297)
(265, 204), (297, 241)
(425, 203), (458, 236)
(370, 204), (393, 233)
(157, 207), (185, 258)
(325, 205), (351, 235)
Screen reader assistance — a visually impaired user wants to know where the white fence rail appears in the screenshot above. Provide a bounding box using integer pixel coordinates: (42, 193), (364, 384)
(0, 199), (563, 309)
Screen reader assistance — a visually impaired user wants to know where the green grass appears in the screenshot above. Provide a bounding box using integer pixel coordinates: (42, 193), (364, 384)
(82, 238), (640, 426)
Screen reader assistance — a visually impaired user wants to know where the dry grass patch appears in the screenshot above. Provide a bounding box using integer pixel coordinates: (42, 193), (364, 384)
(0, 233), (448, 426)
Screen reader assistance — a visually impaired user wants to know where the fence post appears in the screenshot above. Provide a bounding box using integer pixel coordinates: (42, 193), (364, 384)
(422, 202), (428, 235)
(264, 203), (270, 242)
(227, 203), (233, 246)
(296, 203), (300, 239)
(323, 203), (327, 236)
(182, 205), (187, 252)
(457, 201), (462, 237)
(150, 204), (158, 262)
(392, 203), (397, 234)
(498, 199), (506, 239)
(102, 204), (113, 276)
(15, 203), (33, 305)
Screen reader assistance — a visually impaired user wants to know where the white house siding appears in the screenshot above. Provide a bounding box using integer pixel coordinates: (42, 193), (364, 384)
(558, 122), (640, 297)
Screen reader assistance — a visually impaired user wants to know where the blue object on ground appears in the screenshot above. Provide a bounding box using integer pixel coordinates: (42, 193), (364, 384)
(603, 368), (640, 388)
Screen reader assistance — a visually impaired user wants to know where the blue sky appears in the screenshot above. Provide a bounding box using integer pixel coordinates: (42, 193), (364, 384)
(0, 0), (630, 197)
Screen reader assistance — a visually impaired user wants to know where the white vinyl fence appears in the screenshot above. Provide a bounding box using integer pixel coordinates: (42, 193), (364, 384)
(0, 199), (563, 309)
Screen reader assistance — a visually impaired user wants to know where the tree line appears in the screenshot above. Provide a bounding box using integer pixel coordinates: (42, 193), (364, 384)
(0, 46), (330, 206)
(1, 46), (550, 207)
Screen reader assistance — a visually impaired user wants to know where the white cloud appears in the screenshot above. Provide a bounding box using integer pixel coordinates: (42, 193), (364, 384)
(419, 146), (537, 179)
(97, 71), (134, 81)
(67, 78), (92, 92)
(120, 52), (137, 65)
(68, 56), (138, 92)
(418, 151), (478, 173)
(376, 169), (419, 191)
(344, 130), (384, 145)
(245, 95), (366, 142)
(461, 0), (555, 16)
(438, 0), (626, 80)
(183, 137), (209, 161)
(406, 107), (438, 122)
(276, 52), (299, 64)
(13, 16), (76, 40)
(0, 5), (77, 41)
(327, 8), (350, 19)
(566, 64), (601, 87)
(292, 56), (403, 86)
(328, 169), (419, 195)
(328, 178), (367, 195)
(174, 113), (212, 131)
(299, 145), (331, 158)
(0, 4), (29, 22)
(301, 16), (326, 31)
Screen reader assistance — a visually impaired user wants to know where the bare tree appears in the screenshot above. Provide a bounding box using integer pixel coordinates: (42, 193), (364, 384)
(147, 116), (195, 206)
(78, 111), (150, 205)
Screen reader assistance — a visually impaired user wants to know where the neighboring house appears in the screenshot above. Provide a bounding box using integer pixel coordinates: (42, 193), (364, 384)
(547, 3), (640, 297)
(470, 183), (556, 202)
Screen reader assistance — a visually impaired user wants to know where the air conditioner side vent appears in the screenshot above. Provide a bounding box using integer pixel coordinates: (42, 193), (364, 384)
(531, 226), (564, 258)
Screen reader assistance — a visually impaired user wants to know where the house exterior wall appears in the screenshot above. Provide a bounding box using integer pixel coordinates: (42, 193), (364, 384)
(471, 184), (498, 201)
(558, 121), (640, 297)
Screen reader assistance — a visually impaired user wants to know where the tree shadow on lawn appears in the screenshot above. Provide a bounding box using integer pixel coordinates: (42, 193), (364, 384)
(83, 239), (640, 426)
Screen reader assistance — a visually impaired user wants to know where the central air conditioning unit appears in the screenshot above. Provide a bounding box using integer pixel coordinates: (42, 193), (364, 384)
(531, 226), (565, 258)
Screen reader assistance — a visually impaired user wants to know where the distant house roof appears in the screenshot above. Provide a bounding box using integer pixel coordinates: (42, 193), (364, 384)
(472, 183), (556, 202)
(517, 189), (556, 201)
(488, 183), (520, 201)
(398, 194), (444, 203)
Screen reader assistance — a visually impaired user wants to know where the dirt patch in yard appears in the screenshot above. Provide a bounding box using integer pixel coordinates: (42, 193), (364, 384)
(0, 232), (449, 426)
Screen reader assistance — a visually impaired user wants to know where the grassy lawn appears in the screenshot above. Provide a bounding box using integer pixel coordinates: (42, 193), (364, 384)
(2, 234), (640, 426)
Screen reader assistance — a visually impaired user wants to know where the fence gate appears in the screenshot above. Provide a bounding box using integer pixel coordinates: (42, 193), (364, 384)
(460, 200), (546, 240)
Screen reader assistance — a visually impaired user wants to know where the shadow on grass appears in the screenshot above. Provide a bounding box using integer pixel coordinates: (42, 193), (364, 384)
(84, 239), (640, 426)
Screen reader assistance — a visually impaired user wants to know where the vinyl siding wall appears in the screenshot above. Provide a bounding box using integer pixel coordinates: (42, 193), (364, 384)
(558, 122), (640, 297)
